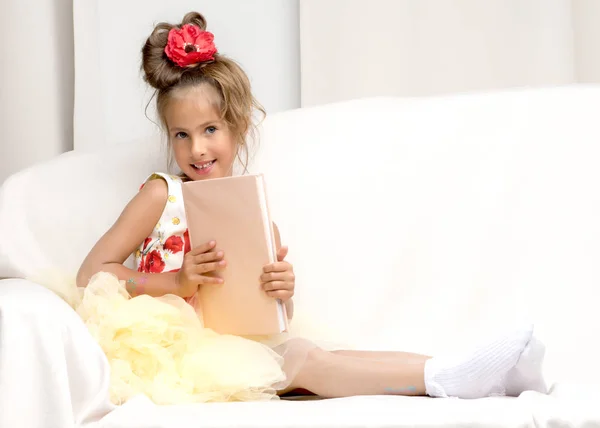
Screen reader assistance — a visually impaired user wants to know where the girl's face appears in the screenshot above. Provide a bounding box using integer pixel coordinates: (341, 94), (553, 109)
(164, 85), (237, 181)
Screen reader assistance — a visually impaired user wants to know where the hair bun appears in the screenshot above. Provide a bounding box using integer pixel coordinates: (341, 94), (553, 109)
(141, 12), (210, 90)
(181, 12), (207, 30)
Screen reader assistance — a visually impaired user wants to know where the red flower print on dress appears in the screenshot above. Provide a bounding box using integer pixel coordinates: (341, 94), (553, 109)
(164, 235), (184, 253)
(184, 229), (191, 254)
(137, 237), (155, 272)
(143, 250), (165, 273)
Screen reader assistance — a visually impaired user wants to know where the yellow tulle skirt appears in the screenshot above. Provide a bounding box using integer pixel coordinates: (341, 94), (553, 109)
(34, 272), (317, 405)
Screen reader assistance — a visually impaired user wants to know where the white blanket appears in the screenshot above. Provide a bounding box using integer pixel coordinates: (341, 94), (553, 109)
(2, 279), (599, 428)
(0, 279), (115, 428)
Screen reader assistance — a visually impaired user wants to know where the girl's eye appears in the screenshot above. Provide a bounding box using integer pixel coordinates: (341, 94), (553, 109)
(206, 126), (217, 134)
(175, 131), (188, 139)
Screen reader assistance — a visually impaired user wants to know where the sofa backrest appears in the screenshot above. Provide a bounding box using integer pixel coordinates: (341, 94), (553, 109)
(0, 136), (168, 277)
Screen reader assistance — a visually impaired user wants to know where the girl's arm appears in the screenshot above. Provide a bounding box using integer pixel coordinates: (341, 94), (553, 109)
(273, 223), (294, 320)
(76, 178), (180, 297)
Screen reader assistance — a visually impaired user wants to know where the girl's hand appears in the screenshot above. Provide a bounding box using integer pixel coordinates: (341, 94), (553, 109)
(176, 241), (225, 298)
(261, 246), (295, 302)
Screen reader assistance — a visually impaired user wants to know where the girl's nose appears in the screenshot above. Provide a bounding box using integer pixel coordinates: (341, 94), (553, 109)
(190, 138), (207, 157)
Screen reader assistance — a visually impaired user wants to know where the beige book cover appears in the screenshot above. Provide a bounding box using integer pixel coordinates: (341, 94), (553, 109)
(181, 174), (289, 336)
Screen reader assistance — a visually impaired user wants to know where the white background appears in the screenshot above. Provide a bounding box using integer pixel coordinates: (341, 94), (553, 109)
(2, 0), (600, 183)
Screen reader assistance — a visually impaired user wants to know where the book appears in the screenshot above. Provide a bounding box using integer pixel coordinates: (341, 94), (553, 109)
(181, 174), (289, 336)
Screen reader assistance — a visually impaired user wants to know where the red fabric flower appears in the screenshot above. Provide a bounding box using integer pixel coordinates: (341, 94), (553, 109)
(143, 250), (166, 273)
(165, 24), (217, 67)
(184, 229), (191, 254)
(142, 237), (152, 251)
(164, 235), (184, 253)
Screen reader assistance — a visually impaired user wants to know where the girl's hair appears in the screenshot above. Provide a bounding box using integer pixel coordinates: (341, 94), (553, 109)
(141, 12), (264, 172)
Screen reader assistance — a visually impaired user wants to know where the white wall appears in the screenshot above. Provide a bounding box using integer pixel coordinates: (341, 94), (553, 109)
(573, 0), (600, 83)
(0, 0), (74, 184)
(299, 0), (591, 106)
(72, 0), (300, 151)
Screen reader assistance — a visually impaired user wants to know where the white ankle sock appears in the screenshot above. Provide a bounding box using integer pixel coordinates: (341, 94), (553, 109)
(424, 324), (534, 399)
(504, 335), (548, 396)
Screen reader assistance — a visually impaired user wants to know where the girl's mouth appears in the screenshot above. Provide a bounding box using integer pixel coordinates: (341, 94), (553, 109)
(191, 160), (216, 175)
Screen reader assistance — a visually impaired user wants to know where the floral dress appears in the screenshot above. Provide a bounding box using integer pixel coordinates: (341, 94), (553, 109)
(134, 172), (198, 306)
(38, 171), (320, 406)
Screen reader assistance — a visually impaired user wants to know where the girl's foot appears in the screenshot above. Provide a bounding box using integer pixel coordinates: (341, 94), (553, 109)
(504, 335), (547, 396)
(424, 324), (540, 398)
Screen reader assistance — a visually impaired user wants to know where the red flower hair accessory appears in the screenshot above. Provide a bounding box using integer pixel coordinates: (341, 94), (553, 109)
(164, 24), (217, 67)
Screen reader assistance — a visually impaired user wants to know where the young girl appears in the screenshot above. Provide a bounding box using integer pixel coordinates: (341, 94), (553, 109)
(74, 11), (548, 405)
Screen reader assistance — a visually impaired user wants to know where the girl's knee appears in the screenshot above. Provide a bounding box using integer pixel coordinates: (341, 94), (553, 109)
(307, 346), (329, 362)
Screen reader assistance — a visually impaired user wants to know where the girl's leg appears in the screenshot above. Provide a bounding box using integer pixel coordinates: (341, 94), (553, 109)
(287, 324), (545, 399)
(290, 348), (428, 397)
(332, 350), (430, 363)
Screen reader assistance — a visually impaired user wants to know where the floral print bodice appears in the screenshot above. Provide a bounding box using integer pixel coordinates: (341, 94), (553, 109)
(135, 173), (190, 274)
(134, 172), (200, 306)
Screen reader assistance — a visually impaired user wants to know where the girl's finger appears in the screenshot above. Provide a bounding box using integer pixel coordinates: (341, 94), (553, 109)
(261, 272), (282, 282)
(195, 260), (227, 274)
(260, 271), (295, 283)
(266, 290), (292, 300)
(189, 240), (217, 256)
(277, 246), (288, 262)
(262, 281), (292, 291)
(193, 250), (224, 264)
(263, 261), (292, 273)
(191, 274), (223, 285)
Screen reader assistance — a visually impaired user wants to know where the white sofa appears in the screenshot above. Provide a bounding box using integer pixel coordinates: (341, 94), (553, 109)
(1, 86), (600, 428)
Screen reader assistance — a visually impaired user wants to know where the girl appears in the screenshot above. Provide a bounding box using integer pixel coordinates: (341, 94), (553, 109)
(75, 11), (548, 404)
